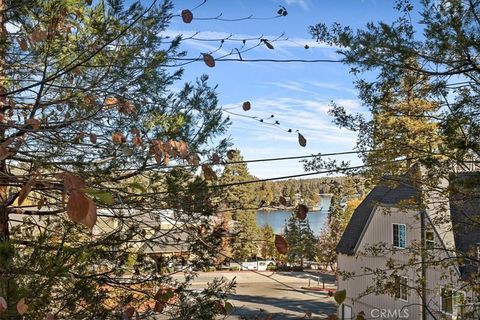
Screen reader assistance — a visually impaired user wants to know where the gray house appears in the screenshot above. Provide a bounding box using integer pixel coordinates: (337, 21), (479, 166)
(336, 171), (480, 320)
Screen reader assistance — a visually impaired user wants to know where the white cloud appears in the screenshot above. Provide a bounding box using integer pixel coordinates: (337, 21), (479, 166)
(282, 0), (313, 10)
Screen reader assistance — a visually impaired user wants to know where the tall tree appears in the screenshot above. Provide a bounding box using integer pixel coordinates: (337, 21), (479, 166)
(219, 149), (259, 261)
(284, 212), (316, 267)
(0, 0), (231, 318)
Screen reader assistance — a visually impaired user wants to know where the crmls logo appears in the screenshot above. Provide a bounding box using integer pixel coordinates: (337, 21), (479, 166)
(371, 308), (410, 319)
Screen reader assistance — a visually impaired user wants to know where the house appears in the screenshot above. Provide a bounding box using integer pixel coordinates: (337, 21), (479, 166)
(336, 171), (480, 320)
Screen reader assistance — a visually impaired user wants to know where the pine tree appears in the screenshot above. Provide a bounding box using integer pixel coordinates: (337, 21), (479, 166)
(284, 212), (316, 267)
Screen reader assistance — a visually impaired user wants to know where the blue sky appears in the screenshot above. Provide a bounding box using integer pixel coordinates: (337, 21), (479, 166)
(165, 0), (404, 178)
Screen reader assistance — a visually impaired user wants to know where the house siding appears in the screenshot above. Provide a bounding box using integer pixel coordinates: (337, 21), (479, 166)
(337, 205), (466, 320)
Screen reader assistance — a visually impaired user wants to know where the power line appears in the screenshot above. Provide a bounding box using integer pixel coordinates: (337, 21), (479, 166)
(169, 57), (342, 64)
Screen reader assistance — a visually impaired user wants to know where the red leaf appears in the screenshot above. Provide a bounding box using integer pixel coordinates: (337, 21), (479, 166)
(0, 296), (7, 312)
(89, 132), (97, 144)
(16, 298), (27, 316)
(25, 118), (41, 129)
(296, 204), (309, 221)
(132, 136), (142, 146)
(211, 153), (221, 164)
(181, 9), (193, 23)
(242, 101), (251, 111)
(67, 190), (97, 229)
(202, 164), (217, 181)
(203, 54), (215, 67)
(124, 307), (135, 319)
(274, 234), (288, 254)
(18, 175), (38, 206)
(298, 133), (307, 147)
(112, 132), (126, 144)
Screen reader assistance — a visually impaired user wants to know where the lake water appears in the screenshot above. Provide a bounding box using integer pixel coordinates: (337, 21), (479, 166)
(256, 195), (331, 235)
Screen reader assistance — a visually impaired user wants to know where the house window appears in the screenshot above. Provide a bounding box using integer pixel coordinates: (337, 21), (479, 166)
(394, 276), (408, 301)
(441, 287), (466, 316)
(425, 230), (435, 249)
(393, 224), (406, 248)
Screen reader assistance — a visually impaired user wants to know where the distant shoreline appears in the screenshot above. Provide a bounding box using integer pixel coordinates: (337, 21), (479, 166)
(257, 206), (323, 212)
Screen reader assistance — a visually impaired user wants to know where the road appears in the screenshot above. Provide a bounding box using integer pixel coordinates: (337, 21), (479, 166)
(173, 271), (337, 320)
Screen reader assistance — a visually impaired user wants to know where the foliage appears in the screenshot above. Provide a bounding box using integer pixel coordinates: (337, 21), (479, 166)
(284, 212), (316, 266)
(0, 0), (232, 318)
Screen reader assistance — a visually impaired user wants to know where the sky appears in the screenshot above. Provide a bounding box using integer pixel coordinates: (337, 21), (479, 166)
(163, 0), (404, 178)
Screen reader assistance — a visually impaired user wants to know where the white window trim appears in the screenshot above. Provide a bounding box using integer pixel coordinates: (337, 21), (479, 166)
(392, 223), (407, 249)
(440, 287), (466, 316)
(398, 276), (408, 302)
(341, 303), (352, 320)
(425, 229), (435, 249)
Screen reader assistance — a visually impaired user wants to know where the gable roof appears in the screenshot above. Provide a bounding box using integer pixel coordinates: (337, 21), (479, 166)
(336, 174), (420, 255)
(449, 172), (480, 280)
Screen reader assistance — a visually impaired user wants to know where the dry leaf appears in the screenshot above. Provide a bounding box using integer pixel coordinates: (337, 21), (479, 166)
(242, 101), (251, 111)
(89, 133), (97, 144)
(176, 140), (189, 159)
(298, 133), (307, 147)
(264, 40), (274, 49)
(202, 54), (215, 67)
(46, 312), (55, 320)
(25, 118), (41, 129)
(18, 175), (38, 206)
(0, 296), (6, 312)
(16, 298), (27, 316)
(132, 136), (142, 146)
(227, 150), (236, 160)
(104, 97), (120, 108)
(279, 196), (287, 206)
(17, 38), (28, 51)
(130, 127), (140, 135)
(119, 101), (137, 115)
(296, 204), (309, 221)
(181, 9), (193, 23)
(0, 145), (9, 161)
(37, 197), (46, 210)
(67, 191), (96, 229)
(202, 164), (217, 181)
(212, 153), (221, 164)
(112, 132), (126, 144)
(274, 234), (288, 254)
(124, 306), (135, 319)
(60, 172), (86, 192)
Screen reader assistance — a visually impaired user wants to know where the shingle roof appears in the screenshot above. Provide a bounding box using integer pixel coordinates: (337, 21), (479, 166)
(449, 172), (480, 280)
(336, 175), (420, 255)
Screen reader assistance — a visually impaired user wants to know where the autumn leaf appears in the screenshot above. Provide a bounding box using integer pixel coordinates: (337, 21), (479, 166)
(0, 297), (6, 312)
(46, 313), (55, 320)
(112, 132), (126, 144)
(202, 164), (217, 181)
(17, 38), (28, 51)
(104, 97), (120, 108)
(334, 289), (346, 304)
(60, 172), (86, 192)
(132, 136), (142, 146)
(211, 153), (221, 164)
(181, 9), (193, 23)
(188, 154), (200, 166)
(16, 298), (27, 316)
(242, 101), (251, 111)
(89, 133), (97, 144)
(18, 175), (38, 206)
(124, 306), (135, 319)
(296, 204), (308, 221)
(25, 118), (41, 129)
(279, 196), (287, 206)
(274, 234), (288, 254)
(67, 190), (97, 229)
(298, 133), (307, 147)
(203, 53), (215, 67)
(37, 197), (45, 210)
(119, 101), (137, 115)
(263, 40), (274, 49)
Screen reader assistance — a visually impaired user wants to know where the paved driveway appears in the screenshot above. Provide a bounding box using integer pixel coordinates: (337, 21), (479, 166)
(181, 271), (337, 320)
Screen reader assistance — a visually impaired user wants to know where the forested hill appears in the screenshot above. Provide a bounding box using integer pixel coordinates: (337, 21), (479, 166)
(255, 176), (364, 209)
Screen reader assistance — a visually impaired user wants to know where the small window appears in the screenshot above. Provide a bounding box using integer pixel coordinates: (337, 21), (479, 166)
(441, 287), (453, 314)
(393, 224), (407, 248)
(425, 230), (435, 249)
(394, 276), (408, 301)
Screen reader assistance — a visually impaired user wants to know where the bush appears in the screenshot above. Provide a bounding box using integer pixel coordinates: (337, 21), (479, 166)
(229, 265), (240, 271)
(276, 265), (303, 272)
(266, 264), (277, 271)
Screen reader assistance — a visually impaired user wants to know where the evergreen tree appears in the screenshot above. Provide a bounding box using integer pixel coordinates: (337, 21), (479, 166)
(220, 150), (259, 260)
(284, 212), (316, 267)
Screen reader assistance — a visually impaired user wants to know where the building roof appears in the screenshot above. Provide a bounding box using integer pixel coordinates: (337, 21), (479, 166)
(140, 228), (191, 255)
(336, 174), (420, 255)
(337, 171), (480, 280)
(449, 172), (480, 280)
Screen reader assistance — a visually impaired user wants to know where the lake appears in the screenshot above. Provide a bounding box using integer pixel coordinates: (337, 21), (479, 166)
(256, 195), (331, 235)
